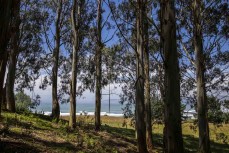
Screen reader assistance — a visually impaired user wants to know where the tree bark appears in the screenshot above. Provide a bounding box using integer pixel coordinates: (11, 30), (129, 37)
(1, 87), (7, 110)
(52, 0), (62, 121)
(0, 54), (8, 115)
(144, 2), (153, 150)
(136, 0), (148, 152)
(6, 0), (20, 112)
(193, 0), (211, 152)
(0, 0), (13, 115)
(6, 51), (17, 112)
(95, 0), (102, 131)
(69, 0), (80, 129)
(160, 0), (184, 152)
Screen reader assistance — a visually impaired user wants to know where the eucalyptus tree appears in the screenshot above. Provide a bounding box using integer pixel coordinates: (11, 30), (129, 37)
(5, 0), (20, 112)
(135, 0), (149, 151)
(15, 0), (45, 91)
(94, 0), (116, 130)
(67, 0), (102, 130)
(94, 0), (103, 131)
(51, 0), (63, 120)
(177, 1), (229, 152)
(108, 0), (157, 150)
(177, 0), (229, 103)
(0, 0), (14, 115)
(69, 0), (95, 129)
(41, 0), (71, 121)
(143, 1), (154, 150)
(160, 0), (184, 152)
(110, 0), (149, 151)
(192, 0), (211, 152)
(69, 0), (80, 129)
(5, 0), (45, 112)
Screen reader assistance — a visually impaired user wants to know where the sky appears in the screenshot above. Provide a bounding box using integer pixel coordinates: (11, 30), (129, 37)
(31, 0), (121, 103)
(13, 0), (229, 107)
(23, 1), (121, 104)
(24, 75), (122, 104)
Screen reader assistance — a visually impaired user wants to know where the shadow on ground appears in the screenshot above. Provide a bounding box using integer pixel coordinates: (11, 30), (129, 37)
(1, 113), (228, 153)
(0, 130), (81, 153)
(183, 134), (229, 153)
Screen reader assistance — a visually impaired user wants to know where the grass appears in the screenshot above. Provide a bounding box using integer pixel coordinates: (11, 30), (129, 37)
(0, 112), (228, 153)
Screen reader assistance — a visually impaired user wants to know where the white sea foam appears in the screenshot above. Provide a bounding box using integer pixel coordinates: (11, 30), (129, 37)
(42, 111), (124, 117)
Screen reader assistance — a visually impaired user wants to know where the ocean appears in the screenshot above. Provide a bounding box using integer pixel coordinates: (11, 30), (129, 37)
(34, 102), (125, 114)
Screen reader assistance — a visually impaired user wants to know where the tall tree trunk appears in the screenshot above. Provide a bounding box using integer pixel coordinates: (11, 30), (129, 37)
(69, 0), (80, 129)
(193, 0), (211, 152)
(136, 0), (148, 152)
(1, 87), (7, 110)
(6, 52), (17, 112)
(161, 0), (184, 152)
(144, 3), (153, 150)
(157, 64), (167, 152)
(95, 0), (102, 131)
(52, 0), (62, 121)
(0, 0), (13, 115)
(0, 54), (8, 115)
(6, 0), (20, 112)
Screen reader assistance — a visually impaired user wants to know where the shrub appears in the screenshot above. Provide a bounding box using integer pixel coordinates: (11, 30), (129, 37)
(15, 92), (33, 112)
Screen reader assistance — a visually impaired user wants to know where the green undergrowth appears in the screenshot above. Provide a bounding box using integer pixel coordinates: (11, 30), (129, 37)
(0, 112), (138, 153)
(0, 112), (229, 153)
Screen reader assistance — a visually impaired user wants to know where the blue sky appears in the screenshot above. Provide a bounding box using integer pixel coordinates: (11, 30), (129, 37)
(27, 1), (121, 104)
(25, 75), (122, 104)
(24, 0), (229, 106)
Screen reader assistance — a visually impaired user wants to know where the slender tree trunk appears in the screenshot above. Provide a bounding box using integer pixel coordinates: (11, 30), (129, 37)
(193, 0), (211, 152)
(69, 0), (80, 129)
(136, 0), (148, 152)
(6, 0), (20, 112)
(160, 0), (184, 152)
(95, 0), (102, 131)
(6, 52), (17, 112)
(144, 3), (153, 150)
(157, 63), (167, 152)
(52, 0), (62, 121)
(0, 54), (8, 115)
(1, 87), (7, 110)
(0, 0), (13, 115)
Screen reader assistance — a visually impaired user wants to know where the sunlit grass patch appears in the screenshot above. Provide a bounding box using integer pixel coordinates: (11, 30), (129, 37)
(1, 112), (229, 153)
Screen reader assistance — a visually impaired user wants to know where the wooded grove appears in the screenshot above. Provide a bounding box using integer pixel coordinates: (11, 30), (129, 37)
(0, 0), (228, 153)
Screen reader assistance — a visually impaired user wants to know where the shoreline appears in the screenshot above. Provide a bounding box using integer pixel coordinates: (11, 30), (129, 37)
(40, 111), (124, 117)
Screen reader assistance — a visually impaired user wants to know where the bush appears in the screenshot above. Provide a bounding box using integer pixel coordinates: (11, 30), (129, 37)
(222, 113), (229, 123)
(15, 92), (33, 112)
(207, 96), (224, 124)
(151, 98), (164, 121)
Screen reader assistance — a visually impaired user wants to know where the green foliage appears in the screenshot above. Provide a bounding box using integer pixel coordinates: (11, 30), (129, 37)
(151, 98), (164, 122)
(15, 92), (33, 112)
(222, 113), (229, 124)
(1, 112), (229, 152)
(207, 96), (224, 124)
(223, 100), (229, 110)
(222, 100), (229, 123)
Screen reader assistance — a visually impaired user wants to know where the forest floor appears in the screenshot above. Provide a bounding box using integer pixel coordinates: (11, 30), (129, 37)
(0, 112), (229, 153)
